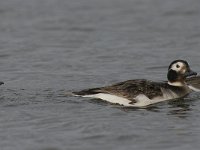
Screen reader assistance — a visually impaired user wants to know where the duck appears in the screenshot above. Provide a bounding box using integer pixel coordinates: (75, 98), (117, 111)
(72, 60), (198, 107)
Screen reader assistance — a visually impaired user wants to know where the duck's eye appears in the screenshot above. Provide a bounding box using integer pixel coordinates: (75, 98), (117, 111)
(176, 64), (180, 68)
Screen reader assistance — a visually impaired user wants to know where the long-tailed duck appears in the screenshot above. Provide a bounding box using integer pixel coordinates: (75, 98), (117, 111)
(72, 60), (198, 107)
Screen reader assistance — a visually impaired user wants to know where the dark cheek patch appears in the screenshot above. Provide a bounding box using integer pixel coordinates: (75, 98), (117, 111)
(167, 70), (178, 82)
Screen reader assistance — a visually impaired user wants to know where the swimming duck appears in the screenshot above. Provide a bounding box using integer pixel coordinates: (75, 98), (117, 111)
(72, 60), (197, 107)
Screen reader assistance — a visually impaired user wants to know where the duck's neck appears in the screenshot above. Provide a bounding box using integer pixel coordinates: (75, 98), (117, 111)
(167, 81), (186, 87)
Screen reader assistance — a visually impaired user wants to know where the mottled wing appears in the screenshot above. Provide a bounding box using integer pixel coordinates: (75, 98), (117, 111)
(97, 79), (163, 100)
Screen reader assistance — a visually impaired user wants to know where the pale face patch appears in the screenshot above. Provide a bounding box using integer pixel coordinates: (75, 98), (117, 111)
(170, 62), (186, 74)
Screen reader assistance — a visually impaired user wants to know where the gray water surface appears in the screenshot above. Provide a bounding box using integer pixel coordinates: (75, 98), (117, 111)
(0, 0), (200, 150)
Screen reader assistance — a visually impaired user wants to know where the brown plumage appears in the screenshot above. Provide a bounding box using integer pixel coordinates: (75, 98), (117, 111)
(73, 79), (188, 102)
(186, 76), (200, 89)
(93, 80), (163, 100)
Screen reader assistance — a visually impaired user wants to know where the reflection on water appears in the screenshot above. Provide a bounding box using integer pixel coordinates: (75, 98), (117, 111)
(167, 98), (192, 119)
(86, 97), (193, 117)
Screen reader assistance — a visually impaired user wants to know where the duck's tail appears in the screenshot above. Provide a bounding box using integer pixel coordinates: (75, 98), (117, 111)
(72, 88), (102, 96)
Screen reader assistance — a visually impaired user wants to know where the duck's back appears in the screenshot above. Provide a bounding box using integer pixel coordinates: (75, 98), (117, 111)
(73, 79), (167, 100)
(98, 79), (164, 100)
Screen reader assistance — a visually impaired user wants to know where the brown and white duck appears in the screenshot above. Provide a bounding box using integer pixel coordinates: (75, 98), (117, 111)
(72, 60), (198, 107)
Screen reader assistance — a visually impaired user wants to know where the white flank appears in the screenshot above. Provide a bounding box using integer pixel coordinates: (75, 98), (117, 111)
(132, 94), (152, 107)
(82, 93), (133, 106)
(81, 93), (171, 107)
(133, 94), (175, 107)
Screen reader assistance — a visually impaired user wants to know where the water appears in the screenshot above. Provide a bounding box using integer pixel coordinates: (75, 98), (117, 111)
(0, 0), (200, 149)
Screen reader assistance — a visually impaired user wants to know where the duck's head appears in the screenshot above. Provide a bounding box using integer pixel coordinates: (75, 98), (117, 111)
(167, 60), (197, 86)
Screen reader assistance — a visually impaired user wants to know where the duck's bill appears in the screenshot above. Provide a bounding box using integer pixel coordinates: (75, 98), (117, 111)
(185, 70), (197, 77)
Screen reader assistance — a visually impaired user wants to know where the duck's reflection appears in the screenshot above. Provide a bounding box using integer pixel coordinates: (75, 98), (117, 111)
(115, 97), (193, 118)
(167, 98), (192, 119)
(87, 96), (196, 119)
